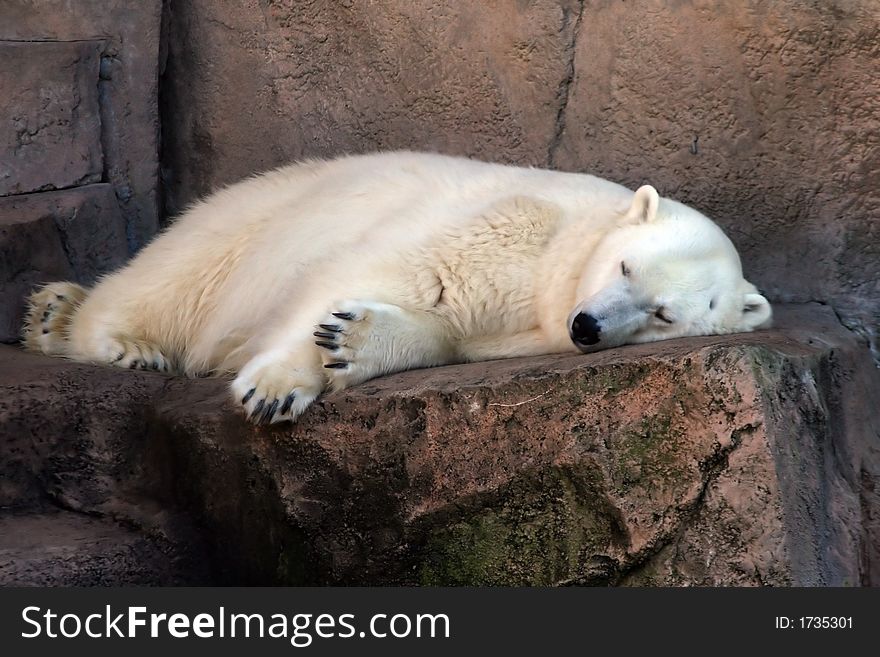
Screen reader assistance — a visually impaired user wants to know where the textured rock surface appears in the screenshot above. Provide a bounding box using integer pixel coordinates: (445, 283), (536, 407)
(0, 0), (162, 248)
(0, 511), (210, 586)
(1, 304), (877, 585)
(0, 185), (129, 341)
(0, 210), (72, 342)
(0, 41), (103, 196)
(159, 1), (880, 364)
(160, 0), (583, 215)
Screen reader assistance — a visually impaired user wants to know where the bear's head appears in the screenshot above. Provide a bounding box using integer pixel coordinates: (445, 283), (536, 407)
(568, 185), (771, 352)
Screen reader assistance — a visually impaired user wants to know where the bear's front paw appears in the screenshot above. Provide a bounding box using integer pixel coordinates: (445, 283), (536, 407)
(314, 300), (394, 390)
(231, 352), (322, 425)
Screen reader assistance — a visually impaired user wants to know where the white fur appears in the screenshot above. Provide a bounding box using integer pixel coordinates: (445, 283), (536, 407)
(22, 151), (771, 424)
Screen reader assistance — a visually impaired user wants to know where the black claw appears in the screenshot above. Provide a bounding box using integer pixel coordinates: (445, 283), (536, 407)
(129, 361), (138, 369)
(318, 323), (342, 332)
(261, 398), (279, 424)
(332, 312), (355, 320)
(241, 388), (256, 404)
(315, 340), (338, 351)
(151, 360), (160, 370)
(112, 352), (125, 363)
(324, 362), (348, 369)
(313, 331), (337, 339)
(250, 397), (265, 421)
(280, 392), (295, 415)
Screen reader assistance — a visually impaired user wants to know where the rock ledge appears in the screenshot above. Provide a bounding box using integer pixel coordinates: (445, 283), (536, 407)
(1, 303), (878, 585)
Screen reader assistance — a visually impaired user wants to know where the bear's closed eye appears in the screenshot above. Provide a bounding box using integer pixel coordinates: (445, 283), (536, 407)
(654, 308), (673, 324)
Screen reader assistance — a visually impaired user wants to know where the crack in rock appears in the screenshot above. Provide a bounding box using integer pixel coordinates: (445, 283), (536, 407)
(547, 0), (585, 168)
(602, 422), (761, 585)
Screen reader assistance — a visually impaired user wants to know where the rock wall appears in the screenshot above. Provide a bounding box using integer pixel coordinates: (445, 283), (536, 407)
(161, 0), (880, 362)
(0, 1), (162, 341)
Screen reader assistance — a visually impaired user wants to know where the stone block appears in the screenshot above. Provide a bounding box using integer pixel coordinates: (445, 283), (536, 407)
(0, 40), (103, 196)
(0, 184), (128, 342)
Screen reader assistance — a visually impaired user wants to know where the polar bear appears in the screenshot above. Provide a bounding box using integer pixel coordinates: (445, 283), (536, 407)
(23, 151), (771, 424)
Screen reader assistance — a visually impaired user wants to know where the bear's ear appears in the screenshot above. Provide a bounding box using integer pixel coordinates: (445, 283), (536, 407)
(624, 185), (660, 224)
(741, 292), (772, 330)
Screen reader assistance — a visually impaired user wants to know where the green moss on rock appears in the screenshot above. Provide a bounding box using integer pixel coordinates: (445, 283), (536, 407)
(415, 464), (623, 585)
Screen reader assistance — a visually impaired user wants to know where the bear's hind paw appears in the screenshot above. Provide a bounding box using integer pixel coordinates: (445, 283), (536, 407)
(106, 338), (173, 373)
(23, 282), (87, 355)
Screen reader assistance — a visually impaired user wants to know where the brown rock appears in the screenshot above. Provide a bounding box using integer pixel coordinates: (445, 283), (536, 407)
(0, 303), (877, 585)
(0, 211), (72, 343)
(1, 184), (130, 282)
(0, 184), (129, 342)
(0, 41), (103, 196)
(0, 511), (210, 586)
(159, 0), (583, 214)
(0, 0), (162, 248)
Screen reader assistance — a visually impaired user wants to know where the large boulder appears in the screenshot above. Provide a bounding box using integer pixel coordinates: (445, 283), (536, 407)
(1, 303), (877, 585)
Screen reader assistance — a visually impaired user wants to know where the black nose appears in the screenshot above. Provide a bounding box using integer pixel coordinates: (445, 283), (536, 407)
(571, 313), (601, 346)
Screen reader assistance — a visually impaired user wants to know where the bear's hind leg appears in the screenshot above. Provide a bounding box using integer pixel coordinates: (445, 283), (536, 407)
(63, 293), (175, 373)
(24, 282), (174, 372)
